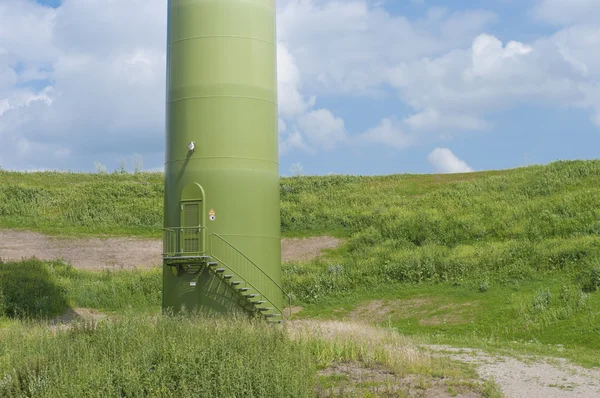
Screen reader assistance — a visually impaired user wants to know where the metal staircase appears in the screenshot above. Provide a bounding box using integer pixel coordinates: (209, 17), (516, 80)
(163, 228), (290, 323)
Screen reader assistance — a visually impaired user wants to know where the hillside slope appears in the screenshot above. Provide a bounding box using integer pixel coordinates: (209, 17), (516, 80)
(0, 165), (508, 237)
(2, 160), (600, 362)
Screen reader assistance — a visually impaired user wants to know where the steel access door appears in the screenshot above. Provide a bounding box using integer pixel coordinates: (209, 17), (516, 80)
(180, 201), (203, 254)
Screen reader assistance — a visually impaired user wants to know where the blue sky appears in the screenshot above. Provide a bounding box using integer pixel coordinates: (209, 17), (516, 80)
(1, 0), (599, 175)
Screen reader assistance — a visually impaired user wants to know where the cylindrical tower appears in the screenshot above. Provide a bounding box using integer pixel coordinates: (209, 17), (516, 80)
(163, 0), (282, 319)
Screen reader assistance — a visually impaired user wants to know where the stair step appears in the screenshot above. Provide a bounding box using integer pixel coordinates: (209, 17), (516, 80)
(215, 268), (226, 273)
(238, 288), (250, 292)
(257, 307), (272, 312)
(264, 314), (281, 318)
(252, 301), (266, 305)
(223, 275), (233, 279)
(231, 281), (242, 286)
(207, 262), (219, 266)
(244, 294), (258, 298)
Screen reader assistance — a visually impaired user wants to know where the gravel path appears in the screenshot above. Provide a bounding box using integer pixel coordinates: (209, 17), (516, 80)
(428, 346), (600, 398)
(0, 229), (341, 269)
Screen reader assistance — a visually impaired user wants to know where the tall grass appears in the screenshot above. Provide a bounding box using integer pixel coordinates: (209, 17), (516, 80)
(0, 163), (504, 237)
(0, 315), (488, 398)
(0, 259), (161, 318)
(0, 316), (315, 397)
(282, 160), (600, 302)
(0, 171), (163, 236)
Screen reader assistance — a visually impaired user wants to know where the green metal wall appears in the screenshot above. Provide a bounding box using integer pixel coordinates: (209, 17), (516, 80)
(163, 0), (280, 313)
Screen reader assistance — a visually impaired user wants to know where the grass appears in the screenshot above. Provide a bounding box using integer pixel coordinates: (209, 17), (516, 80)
(0, 259), (161, 319)
(296, 280), (600, 368)
(0, 315), (315, 397)
(0, 311), (491, 397)
(3, 159), (600, 394)
(0, 259), (498, 396)
(0, 165), (506, 238)
(0, 171), (163, 237)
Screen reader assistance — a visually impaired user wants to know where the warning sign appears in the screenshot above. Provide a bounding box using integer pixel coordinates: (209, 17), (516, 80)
(209, 209), (216, 221)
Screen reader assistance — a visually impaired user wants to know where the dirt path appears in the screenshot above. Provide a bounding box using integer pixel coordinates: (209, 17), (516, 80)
(0, 230), (341, 269)
(428, 346), (600, 398)
(281, 236), (342, 262)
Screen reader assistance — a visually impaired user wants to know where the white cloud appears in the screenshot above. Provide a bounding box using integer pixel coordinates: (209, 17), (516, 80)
(470, 34), (533, 78)
(276, 0), (497, 154)
(361, 118), (415, 150)
(278, 0), (496, 96)
(384, 27), (600, 138)
(0, 0), (167, 170)
(297, 109), (347, 150)
(280, 130), (312, 155)
(428, 148), (473, 173)
(3, 0), (600, 171)
(277, 43), (315, 118)
(277, 41), (343, 154)
(0, 0), (502, 168)
(534, 0), (600, 26)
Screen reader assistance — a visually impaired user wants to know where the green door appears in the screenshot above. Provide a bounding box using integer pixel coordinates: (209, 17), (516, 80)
(181, 201), (202, 254)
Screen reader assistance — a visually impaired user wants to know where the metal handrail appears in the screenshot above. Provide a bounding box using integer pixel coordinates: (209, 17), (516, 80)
(209, 252), (289, 319)
(210, 233), (292, 319)
(162, 226), (207, 257)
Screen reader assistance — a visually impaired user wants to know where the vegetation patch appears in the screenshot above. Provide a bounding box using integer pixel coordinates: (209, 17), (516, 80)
(3, 160), (600, 394)
(0, 259), (161, 318)
(0, 315), (315, 397)
(0, 315), (491, 398)
(349, 299), (477, 326)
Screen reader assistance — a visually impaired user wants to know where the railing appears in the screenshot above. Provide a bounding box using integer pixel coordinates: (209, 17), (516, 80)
(210, 233), (292, 319)
(162, 226), (207, 258)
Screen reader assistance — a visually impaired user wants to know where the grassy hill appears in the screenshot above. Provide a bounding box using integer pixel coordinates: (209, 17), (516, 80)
(2, 160), (600, 395)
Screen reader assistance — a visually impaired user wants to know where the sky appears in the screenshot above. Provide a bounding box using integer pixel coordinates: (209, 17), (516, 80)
(1, 0), (600, 175)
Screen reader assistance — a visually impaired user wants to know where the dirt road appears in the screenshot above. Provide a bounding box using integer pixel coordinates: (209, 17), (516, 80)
(0, 229), (341, 269)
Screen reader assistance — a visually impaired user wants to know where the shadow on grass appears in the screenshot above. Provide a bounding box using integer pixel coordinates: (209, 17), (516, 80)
(0, 258), (70, 319)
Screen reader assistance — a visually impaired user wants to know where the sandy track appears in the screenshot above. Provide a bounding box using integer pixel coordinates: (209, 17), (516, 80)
(0, 230), (341, 269)
(428, 346), (600, 398)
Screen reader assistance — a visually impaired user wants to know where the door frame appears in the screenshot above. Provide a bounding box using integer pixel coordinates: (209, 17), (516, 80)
(180, 183), (206, 255)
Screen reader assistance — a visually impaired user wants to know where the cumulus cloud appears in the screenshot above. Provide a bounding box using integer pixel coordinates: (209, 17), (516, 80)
(3, 0), (600, 171)
(0, 0), (167, 171)
(297, 109), (347, 150)
(360, 118), (415, 149)
(376, 28), (600, 148)
(533, 0), (600, 26)
(277, 43), (315, 118)
(278, 0), (496, 95)
(277, 0), (497, 154)
(428, 148), (473, 174)
(0, 0), (354, 169)
(277, 41), (343, 155)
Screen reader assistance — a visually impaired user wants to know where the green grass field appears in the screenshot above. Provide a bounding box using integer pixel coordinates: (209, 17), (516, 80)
(2, 159), (600, 396)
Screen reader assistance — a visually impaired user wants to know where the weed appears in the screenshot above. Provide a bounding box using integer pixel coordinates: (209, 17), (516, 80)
(532, 289), (551, 312)
(479, 281), (489, 293)
(580, 267), (600, 292)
